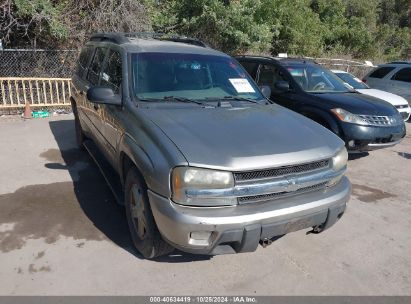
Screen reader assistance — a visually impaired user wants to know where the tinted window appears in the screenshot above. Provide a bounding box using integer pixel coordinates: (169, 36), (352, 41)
(239, 61), (259, 79)
(101, 50), (122, 93)
(76, 46), (93, 77)
(368, 67), (395, 78)
(257, 64), (287, 93)
(87, 48), (107, 85)
(392, 68), (411, 83)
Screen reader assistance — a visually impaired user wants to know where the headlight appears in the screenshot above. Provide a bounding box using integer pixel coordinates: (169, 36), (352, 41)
(332, 147), (348, 172)
(171, 167), (236, 206)
(328, 147), (348, 187)
(389, 112), (404, 125)
(331, 108), (367, 125)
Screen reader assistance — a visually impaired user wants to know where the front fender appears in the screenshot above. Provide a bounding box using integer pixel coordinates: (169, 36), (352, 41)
(301, 107), (343, 137)
(118, 128), (187, 198)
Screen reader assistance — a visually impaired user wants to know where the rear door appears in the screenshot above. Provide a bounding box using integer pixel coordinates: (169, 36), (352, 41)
(365, 66), (396, 90)
(390, 67), (411, 101)
(72, 45), (94, 134)
(256, 63), (299, 111)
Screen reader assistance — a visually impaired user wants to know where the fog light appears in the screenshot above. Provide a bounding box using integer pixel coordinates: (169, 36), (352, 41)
(348, 140), (355, 148)
(189, 231), (212, 246)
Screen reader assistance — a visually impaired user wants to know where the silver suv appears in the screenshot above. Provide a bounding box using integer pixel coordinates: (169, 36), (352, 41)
(363, 62), (411, 103)
(71, 33), (351, 259)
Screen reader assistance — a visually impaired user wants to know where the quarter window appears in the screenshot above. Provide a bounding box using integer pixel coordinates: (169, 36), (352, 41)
(391, 68), (411, 83)
(87, 48), (107, 85)
(368, 67), (395, 79)
(101, 51), (122, 93)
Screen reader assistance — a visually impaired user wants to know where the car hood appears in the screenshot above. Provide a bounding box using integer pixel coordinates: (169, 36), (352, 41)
(356, 89), (409, 106)
(311, 92), (398, 115)
(141, 104), (343, 171)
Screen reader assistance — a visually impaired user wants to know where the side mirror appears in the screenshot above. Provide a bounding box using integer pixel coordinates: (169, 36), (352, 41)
(260, 85), (272, 98)
(87, 87), (121, 106)
(274, 80), (290, 92)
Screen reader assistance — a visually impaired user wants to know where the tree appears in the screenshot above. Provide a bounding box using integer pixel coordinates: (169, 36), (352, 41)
(150, 0), (273, 54)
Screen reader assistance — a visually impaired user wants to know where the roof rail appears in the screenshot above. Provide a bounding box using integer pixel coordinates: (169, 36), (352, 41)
(89, 32), (208, 47)
(89, 33), (129, 44)
(389, 61), (411, 64)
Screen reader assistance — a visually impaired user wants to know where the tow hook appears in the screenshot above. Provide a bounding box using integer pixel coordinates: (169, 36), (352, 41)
(259, 235), (285, 248)
(259, 238), (273, 248)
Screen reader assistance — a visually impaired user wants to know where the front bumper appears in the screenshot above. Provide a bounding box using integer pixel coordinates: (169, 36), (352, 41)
(148, 176), (351, 255)
(341, 122), (406, 151)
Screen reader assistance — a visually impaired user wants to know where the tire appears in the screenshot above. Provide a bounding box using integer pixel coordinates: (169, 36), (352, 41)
(72, 102), (85, 149)
(124, 167), (174, 259)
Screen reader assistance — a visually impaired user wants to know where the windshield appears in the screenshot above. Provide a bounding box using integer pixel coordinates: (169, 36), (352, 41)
(334, 72), (369, 89)
(286, 65), (352, 93)
(132, 53), (264, 101)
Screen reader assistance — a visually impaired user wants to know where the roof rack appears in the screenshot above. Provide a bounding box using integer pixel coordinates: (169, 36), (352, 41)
(89, 32), (208, 47)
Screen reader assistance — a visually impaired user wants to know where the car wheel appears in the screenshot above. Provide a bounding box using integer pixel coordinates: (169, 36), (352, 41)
(124, 167), (174, 259)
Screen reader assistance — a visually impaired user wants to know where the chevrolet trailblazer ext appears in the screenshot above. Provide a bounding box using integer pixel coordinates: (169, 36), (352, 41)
(71, 33), (351, 259)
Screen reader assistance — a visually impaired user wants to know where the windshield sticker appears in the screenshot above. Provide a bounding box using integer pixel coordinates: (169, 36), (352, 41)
(229, 78), (255, 93)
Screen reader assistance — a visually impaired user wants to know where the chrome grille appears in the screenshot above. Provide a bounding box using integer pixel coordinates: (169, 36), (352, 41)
(358, 115), (390, 126)
(238, 182), (328, 204)
(234, 159), (330, 182)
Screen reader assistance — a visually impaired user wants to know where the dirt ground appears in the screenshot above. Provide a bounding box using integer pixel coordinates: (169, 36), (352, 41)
(0, 114), (410, 295)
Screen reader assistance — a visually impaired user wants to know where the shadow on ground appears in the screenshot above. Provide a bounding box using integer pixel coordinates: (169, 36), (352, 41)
(348, 152), (369, 161)
(47, 119), (211, 263)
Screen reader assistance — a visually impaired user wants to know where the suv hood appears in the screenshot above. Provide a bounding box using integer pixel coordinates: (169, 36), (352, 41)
(312, 92), (398, 116)
(141, 104), (343, 171)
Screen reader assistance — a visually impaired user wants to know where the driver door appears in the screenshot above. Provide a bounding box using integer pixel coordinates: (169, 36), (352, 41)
(256, 64), (298, 110)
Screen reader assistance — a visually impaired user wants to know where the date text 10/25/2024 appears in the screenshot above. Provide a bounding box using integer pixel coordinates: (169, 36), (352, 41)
(149, 297), (257, 303)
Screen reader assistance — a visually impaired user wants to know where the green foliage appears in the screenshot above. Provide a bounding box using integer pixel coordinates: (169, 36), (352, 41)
(1, 0), (410, 62)
(151, 0), (410, 61)
(14, 0), (68, 40)
(150, 0), (273, 54)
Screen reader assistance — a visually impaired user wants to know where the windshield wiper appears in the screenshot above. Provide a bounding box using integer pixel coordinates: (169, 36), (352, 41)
(163, 96), (214, 107)
(222, 96), (267, 105)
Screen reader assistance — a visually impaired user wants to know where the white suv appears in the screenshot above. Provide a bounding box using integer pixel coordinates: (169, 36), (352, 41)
(363, 62), (411, 108)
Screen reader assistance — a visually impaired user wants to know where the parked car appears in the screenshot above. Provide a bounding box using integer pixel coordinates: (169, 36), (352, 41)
(363, 62), (411, 103)
(332, 69), (410, 121)
(236, 56), (406, 152)
(71, 33), (350, 259)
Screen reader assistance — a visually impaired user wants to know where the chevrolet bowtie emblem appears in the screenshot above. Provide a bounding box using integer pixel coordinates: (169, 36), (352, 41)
(285, 175), (299, 192)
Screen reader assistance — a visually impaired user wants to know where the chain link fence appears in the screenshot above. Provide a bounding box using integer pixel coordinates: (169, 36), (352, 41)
(0, 49), (78, 78)
(303, 57), (376, 79)
(0, 49), (78, 111)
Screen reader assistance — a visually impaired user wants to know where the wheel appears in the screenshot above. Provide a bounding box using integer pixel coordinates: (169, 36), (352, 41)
(72, 102), (86, 149)
(124, 167), (174, 259)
